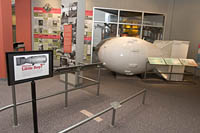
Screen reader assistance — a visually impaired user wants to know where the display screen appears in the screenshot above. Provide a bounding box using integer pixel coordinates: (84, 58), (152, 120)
(6, 50), (53, 86)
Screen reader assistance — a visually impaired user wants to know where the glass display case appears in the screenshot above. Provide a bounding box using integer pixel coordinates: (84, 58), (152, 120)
(119, 11), (142, 24)
(94, 8), (118, 23)
(93, 23), (117, 47)
(143, 13), (165, 27)
(142, 13), (165, 42)
(118, 24), (141, 37)
(142, 26), (163, 43)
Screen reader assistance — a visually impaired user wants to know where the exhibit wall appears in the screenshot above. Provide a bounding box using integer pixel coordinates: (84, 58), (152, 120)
(169, 0), (200, 61)
(32, 0), (86, 63)
(31, 0), (61, 53)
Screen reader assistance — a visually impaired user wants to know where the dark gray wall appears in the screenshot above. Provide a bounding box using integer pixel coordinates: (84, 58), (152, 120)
(170, 0), (200, 59)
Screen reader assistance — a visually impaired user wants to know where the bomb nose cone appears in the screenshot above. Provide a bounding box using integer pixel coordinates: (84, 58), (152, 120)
(98, 37), (162, 75)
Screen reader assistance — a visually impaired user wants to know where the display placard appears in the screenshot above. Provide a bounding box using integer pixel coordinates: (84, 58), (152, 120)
(179, 58), (198, 67)
(164, 58), (182, 66)
(148, 57), (166, 65)
(6, 50), (53, 86)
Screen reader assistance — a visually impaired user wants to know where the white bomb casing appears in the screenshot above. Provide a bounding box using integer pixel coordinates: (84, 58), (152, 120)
(98, 37), (162, 75)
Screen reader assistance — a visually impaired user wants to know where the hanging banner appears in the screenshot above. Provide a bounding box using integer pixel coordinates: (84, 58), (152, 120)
(64, 24), (72, 53)
(61, 0), (78, 55)
(85, 10), (93, 16)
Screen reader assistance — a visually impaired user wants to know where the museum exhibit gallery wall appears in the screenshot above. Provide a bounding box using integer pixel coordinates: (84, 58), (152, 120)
(87, 0), (200, 76)
(32, 0), (172, 61)
(32, 0), (61, 52)
(32, 0), (88, 61)
(87, 0), (200, 61)
(31, 0), (200, 74)
(1, 0), (200, 79)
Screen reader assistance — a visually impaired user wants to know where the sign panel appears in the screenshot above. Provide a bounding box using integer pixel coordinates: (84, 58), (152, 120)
(148, 57), (166, 65)
(164, 58), (182, 66)
(6, 51), (53, 86)
(85, 10), (93, 16)
(64, 24), (72, 53)
(33, 7), (61, 52)
(179, 58), (198, 67)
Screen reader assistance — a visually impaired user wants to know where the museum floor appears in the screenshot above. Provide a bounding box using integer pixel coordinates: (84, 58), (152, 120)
(0, 68), (200, 133)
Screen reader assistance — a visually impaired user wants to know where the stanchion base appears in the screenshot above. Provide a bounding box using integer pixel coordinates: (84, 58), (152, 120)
(110, 124), (117, 128)
(12, 124), (20, 128)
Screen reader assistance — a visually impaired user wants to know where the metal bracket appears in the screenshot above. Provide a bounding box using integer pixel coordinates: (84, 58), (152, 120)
(110, 102), (121, 110)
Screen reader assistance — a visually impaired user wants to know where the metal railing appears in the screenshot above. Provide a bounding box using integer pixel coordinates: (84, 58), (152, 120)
(58, 89), (147, 133)
(0, 63), (102, 127)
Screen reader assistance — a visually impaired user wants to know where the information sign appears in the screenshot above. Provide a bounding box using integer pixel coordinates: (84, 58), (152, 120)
(6, 50), (53, 86)
(164, 58), (182, 66)
(148, 57), (166, 65)
(179, 58), (198, 67)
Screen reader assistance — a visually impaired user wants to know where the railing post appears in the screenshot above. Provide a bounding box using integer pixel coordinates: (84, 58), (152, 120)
(31, 81), (39, 133)
(169, 65), (173, 80)
(193, 67), (197, 80)
(111, 108), (116, 126)
(110, 101), (121, 127)
(75, 66), (80, 88)
(11, 85), (18, 126)
(97, 66), (101, 96)
(144, 62), (148, 79)
(65, 72), (68, 108)
(142, 90), (147, 104)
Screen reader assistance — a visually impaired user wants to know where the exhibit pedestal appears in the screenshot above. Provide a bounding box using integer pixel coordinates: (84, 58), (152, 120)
(154, 40), (189, 81)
